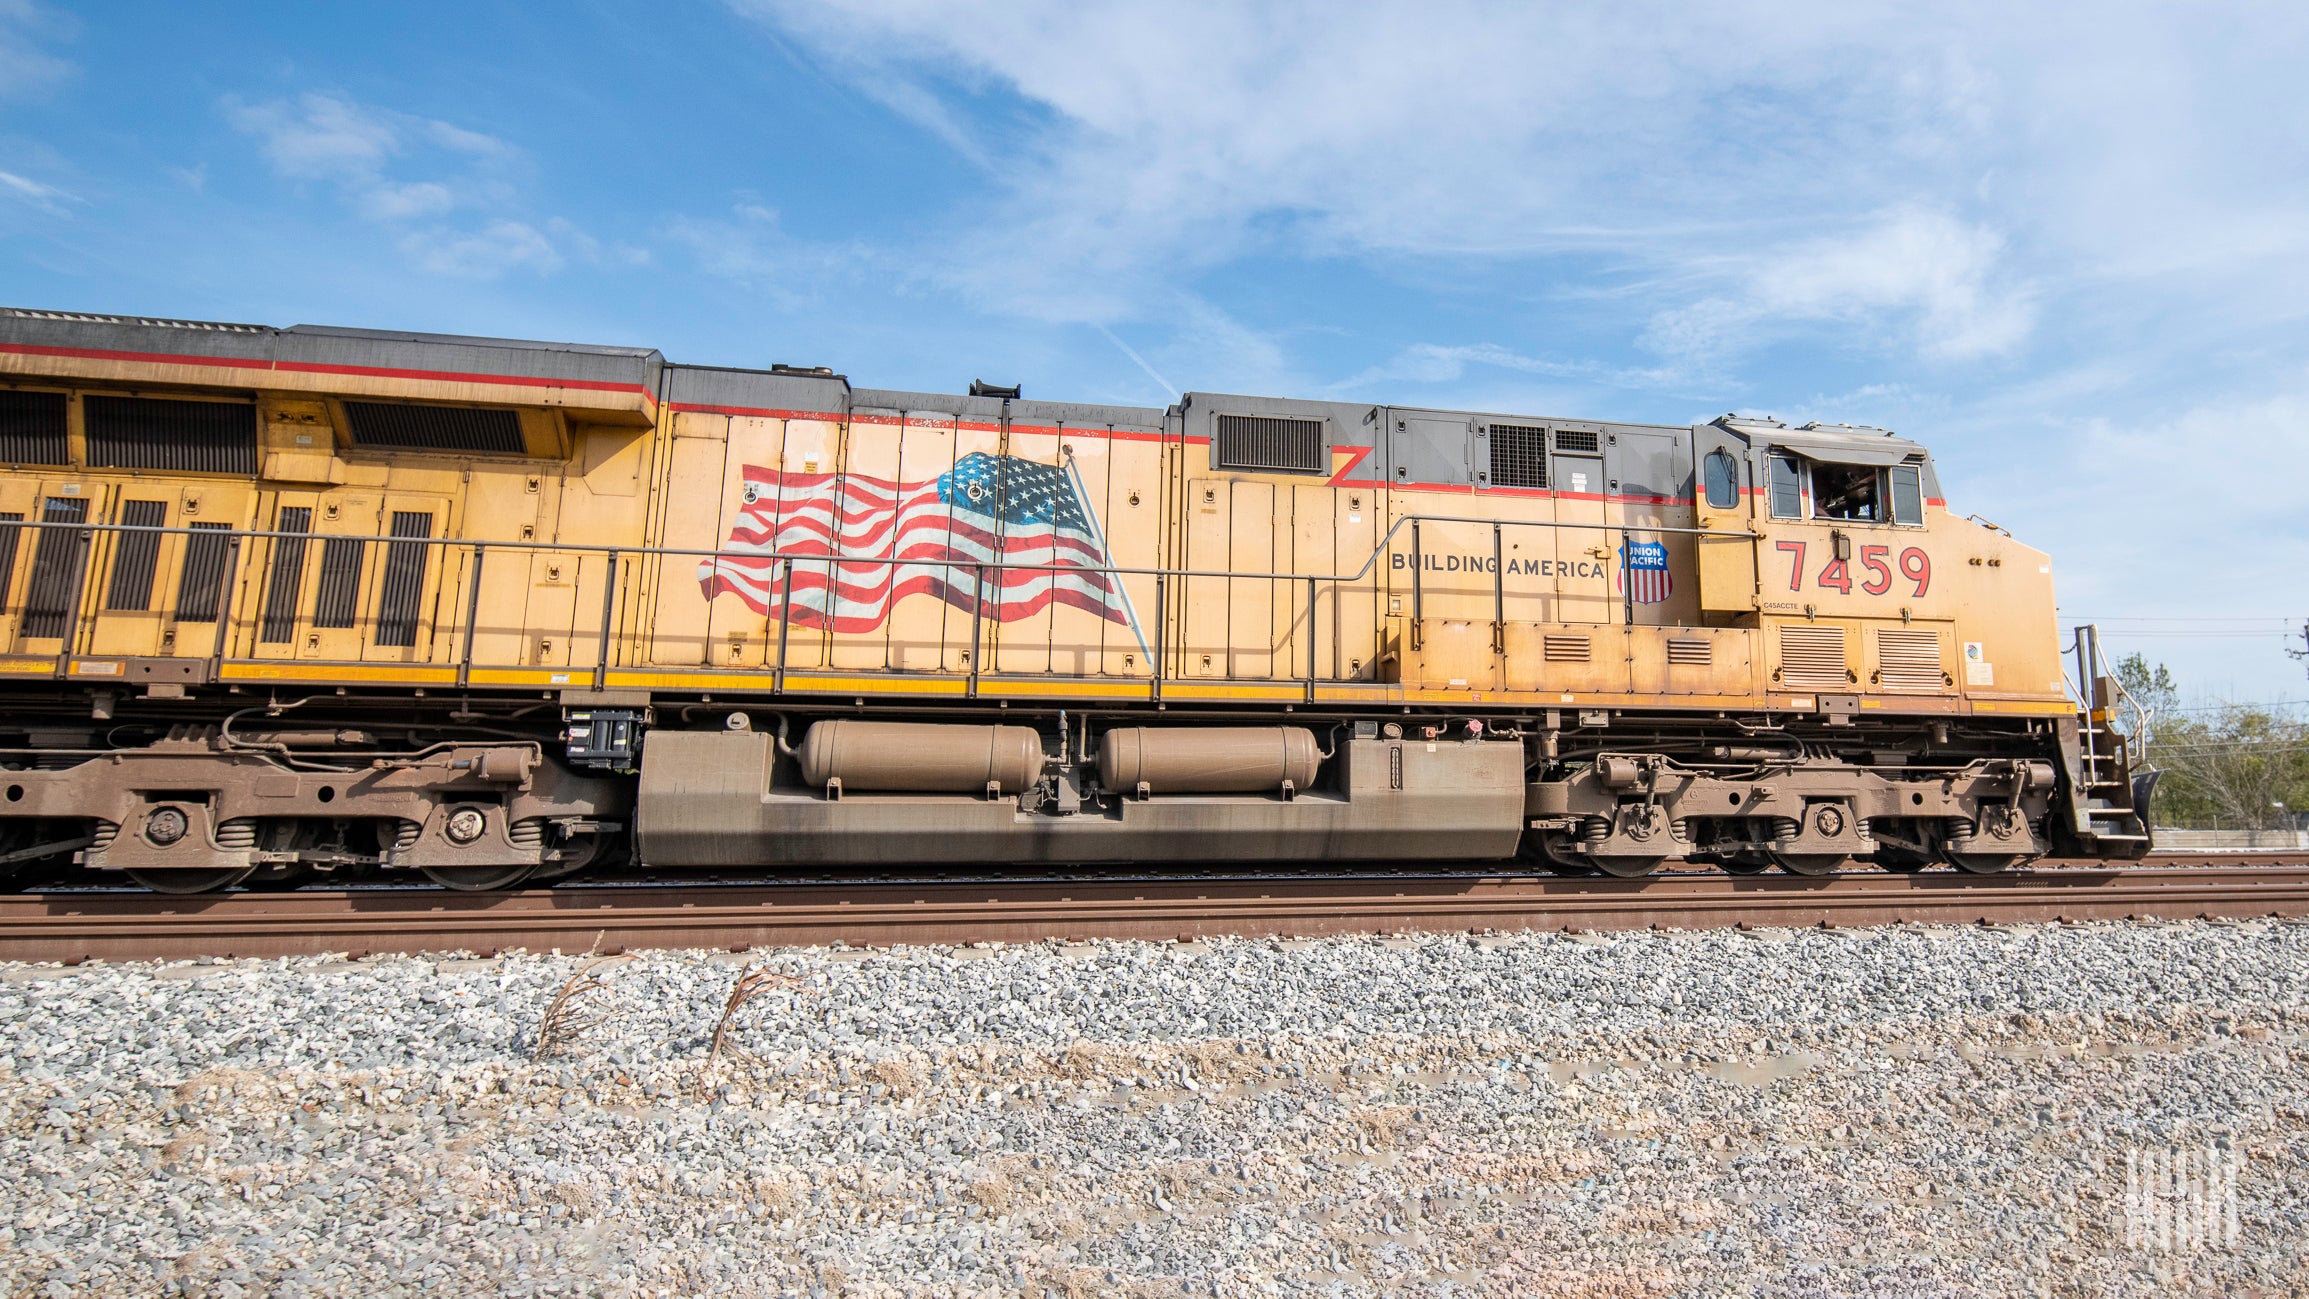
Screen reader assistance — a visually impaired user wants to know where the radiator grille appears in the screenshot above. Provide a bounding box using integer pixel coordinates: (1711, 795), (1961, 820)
(1543, 634), (1592, 663)
(104, 499), (167, 611)
(173, 523), (231, 622)
(313, 536), (366, 629)
(0, 512), (21, 611)
(1487, 424), (1548, 488)
(344, 401), (527, 454)
(20, 497), (87, 640)
(259, 506), (312, 644)
(1777, 624), (1850, 689)
(1666, 637), (1712, 666)
(1553, 429), (1599, 453)
(1876, 628), (1946, 692)
(83, 396), (257, 473)
(375, 511), (433, 648)
(1214, 415), (1323, 473)
(0, 390), (68, 465)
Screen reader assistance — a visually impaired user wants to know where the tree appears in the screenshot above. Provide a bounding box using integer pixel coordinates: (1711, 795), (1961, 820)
(2114, 655), (2309, 829)
(2112, 653), (2178, 747)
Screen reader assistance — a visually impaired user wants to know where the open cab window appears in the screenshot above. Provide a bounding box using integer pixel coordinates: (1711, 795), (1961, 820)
(1811, 462), (1882, 521)
(1772, 455), (1927, 526)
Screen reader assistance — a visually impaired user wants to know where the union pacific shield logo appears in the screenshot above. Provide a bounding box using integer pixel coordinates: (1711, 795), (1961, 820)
(1619, 538), (1672, 604)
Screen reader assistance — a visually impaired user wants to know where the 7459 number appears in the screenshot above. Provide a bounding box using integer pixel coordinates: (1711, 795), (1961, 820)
(1775, 541), (1931, 597)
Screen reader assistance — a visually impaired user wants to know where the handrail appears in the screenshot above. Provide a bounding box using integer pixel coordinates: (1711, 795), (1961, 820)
(0, 510), (1750, 586)
(0, 511), (1754, 695)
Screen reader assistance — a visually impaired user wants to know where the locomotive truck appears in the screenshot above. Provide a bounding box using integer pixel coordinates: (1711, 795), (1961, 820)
(0, 306), (2150, 892)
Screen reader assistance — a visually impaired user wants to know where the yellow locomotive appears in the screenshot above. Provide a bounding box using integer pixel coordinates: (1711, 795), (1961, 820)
(0, 307), (2150, 891)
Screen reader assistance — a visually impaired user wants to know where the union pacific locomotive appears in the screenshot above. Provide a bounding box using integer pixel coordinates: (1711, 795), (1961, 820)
(0, 307), (2149, 892)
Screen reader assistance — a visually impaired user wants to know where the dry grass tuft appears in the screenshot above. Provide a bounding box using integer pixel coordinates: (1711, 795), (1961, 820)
(964, 1170), (1011, 1213)
(530, 954), (633, 1060)
(1359, 1105), (1418, 1148)
(706, 964), (809, 1072)
(868, 1054), (926, 1098)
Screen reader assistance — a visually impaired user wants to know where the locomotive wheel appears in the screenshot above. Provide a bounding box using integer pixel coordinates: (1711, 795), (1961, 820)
(1593, 855), (1667, 879)
(1768, 853), (1845, 877)
(530, 832), (618, 884)
(421, 864), (540, 891)
(1716, 850), (1772, 876)
(1522, 831), (1600, 876)
(1874, 849), (1933, 874)
(126, 867), (256, 895)
(1946, 852), (2029, 875)
(241, 865), (316, 892)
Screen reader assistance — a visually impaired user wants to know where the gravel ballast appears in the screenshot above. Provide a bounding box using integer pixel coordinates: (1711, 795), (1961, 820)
(2, 919), (2304, 1296)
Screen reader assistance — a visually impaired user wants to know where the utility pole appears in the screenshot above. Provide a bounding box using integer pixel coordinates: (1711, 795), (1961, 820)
(2292, 620), (2309, 678)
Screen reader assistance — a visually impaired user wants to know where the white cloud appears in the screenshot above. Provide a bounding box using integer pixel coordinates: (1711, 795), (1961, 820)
(0, 167), (73, 214)
(734, 0), (2309, 362)
(0, 0), (74, 103)
(401, 221), (563, 278)
(663, 202), (867, 305)
(229, 94), (402, 184)
(227, 92), (583, 279)
(1643, 209), (2036, 363)
(1332, 342), (1686, 396)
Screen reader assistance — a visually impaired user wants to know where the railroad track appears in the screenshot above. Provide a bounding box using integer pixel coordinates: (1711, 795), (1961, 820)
(5, 859), (2307, 964)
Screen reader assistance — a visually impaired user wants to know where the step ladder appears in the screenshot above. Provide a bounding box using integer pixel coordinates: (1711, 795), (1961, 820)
(2065, 625), (2154, 858)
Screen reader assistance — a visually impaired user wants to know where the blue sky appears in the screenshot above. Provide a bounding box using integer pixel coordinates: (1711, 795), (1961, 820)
(3, 1), (2305, 699)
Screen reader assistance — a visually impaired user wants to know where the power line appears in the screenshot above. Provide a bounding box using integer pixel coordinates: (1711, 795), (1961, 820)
(2145, 742), (2309, 757)
(2154, 698), (2309, 713)
(2064, 614), (2303, 623)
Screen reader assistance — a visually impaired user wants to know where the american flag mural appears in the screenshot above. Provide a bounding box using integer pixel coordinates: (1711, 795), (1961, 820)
(697, 451), (1141, 640)
(1620, 538), (1672, 604)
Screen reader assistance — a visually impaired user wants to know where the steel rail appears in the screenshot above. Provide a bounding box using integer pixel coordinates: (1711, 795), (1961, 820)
(4, 865), (2306, 964)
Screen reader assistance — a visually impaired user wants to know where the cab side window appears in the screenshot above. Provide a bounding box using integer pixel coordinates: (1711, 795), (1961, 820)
(1703, 449), (1740, 509)
(1811, 463), (1882, 521)
(1889, 463), (1924, 526)
(1767, 455), (1804, 519)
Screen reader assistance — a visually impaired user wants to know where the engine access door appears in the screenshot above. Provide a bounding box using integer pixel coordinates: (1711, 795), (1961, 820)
(1693, 424), (1757, 613)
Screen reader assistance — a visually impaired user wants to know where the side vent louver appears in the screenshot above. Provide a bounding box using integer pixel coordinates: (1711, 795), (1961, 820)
(1876, 628), (1946, 692)
(1553, 429), (1599, 453)
(104, 500), (167, 612)
(1666, 637), (1712, 666)
(0, 390), (68, 465)
(313, 537), (365, 629)
(344, 402), (527, 454)
(1543, 634), (1592, 663)
(1487, 424), (1548, 488)
(260, 507), (312, 645)
(0, 512), (21, 610)
(84, 396), (257, 474)
(173, 523), (231, 622)
(375, 511), (434, 648)
(1777, 625), (1850, 689)
(1214, 414), (1324, 473)
(20, 497), (87, 640)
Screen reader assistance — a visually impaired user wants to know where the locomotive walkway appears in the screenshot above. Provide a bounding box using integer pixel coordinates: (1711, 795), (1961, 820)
(3, 856), (2305, 963)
